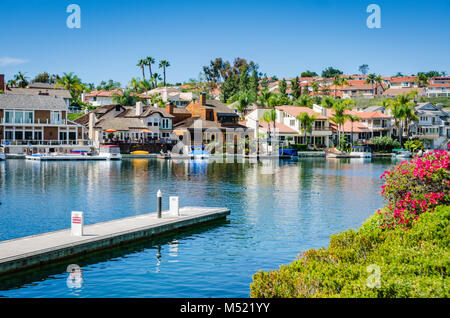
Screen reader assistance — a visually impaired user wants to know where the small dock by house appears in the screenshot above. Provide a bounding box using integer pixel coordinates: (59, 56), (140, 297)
(0, 207), (230, 276)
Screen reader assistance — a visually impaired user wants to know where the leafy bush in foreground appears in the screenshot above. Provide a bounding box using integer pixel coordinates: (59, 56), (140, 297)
(251, 151), (450, 298)
(250, 205), (449, 298)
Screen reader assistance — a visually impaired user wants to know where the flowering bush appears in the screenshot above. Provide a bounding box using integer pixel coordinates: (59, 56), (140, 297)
(379, 150), (450, 229)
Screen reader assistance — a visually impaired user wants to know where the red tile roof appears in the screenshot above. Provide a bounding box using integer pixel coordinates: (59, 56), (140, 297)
(428, 83), (450, 88)
(276, 106), (327, 119)
(390, 76), (417, 83)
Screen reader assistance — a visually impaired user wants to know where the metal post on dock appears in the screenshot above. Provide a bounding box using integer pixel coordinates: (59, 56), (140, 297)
(157, 190), (162, 218)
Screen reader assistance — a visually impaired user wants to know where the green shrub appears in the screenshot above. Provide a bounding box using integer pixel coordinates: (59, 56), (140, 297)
(251, 152), (450, 298)
(250, 205), (450, 298)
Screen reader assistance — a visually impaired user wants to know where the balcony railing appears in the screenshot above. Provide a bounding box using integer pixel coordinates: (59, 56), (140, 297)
(0, 118), (68, 125)
(1, 140), (93, 146)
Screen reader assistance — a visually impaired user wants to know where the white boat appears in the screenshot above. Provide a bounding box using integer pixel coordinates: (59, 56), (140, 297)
(99, 145), (122, 160)
(350, 146), (372, 158)
(188, 145), (210, 160)
(393, 149), (412, 159)
(26, 153), (109, 161)
(0, 146), (5, 161)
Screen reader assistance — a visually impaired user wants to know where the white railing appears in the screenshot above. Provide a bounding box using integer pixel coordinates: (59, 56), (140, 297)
(0, 118), (67, 125)
(1, 140), (93, 146)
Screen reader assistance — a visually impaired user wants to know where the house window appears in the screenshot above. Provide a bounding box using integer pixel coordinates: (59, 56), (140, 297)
(154, 117), (159, 127)
(51, 112), (61, 124)
(5, 131), (13, 140)
(290, 119), (295, 126)
(5, 111), (13, 123)
(34, 131), (42, 140)
(161, 118), (170, 129)
(14, 111), (24, 124)
(25, 131), (33, 140)
(15, 131), (23, 140)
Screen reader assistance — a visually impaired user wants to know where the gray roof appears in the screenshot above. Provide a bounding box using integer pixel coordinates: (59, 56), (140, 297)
(0, 94), (68, 110)
(6, 87), (72, 99)
(203, 99), (238, 116)
(94, 117), (148, 131)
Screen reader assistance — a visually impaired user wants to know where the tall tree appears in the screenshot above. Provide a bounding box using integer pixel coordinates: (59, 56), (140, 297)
(137, 59), (146, 80)
(159, 60), (170, 86)
(279, 78), (287, 97)
(291, 77), (300, 100)
(250, 68), (259, 96)
(296, 112), (316, 146)
(14, 72), (29, 88)
(301, 70), (318, 77)
(238, 65), (250, 92)
(145, 57), (155, 84)
(55, 72), (83, 98)
(359, 64), (369, 75)
(322, 67), (343, 78)
(347, 114), (360, 145)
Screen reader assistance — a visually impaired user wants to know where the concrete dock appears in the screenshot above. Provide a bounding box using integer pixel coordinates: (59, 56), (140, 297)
(0, 207), (230, 276)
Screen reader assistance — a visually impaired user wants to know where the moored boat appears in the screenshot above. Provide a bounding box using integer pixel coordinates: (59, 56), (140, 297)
(189, 145), (210, 159)
(350, 146), (372, 158)
(392, 149), (412, 159)
(0, 146), (5, 161)
(99, 145), (122, 160)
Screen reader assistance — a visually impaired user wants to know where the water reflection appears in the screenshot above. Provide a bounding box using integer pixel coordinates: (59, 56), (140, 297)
(0, 158), (394, 298)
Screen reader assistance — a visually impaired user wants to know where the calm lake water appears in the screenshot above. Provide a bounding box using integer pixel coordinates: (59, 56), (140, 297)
(0, 158), (394, 298)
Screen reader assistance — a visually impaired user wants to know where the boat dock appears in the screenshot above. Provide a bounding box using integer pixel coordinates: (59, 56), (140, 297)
(0, 206), (230, 276)
(25, 154), (110, 161)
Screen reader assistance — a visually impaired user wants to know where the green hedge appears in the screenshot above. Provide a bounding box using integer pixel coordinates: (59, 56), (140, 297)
(250, 204), (449, 298)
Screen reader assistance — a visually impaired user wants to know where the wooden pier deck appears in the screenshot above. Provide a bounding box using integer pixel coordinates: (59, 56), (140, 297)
(0, 207), (230, 276)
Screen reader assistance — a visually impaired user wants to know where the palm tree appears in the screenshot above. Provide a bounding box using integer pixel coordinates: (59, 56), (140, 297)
(321, 96), (334, 108)
(14, 72), (29, 88)
(347, 114), (360, 145)
(401, 102), (418, 140)
(258, 89), (272, 107)
(145, 57), (155, 84)
(263, 108), (277, 139)
(333, 76), (348, 98)
(296, 95), (312, 108)
(128, 77), (141, 92)
(366, 74), (382, 97)
(151, 73), (162, 88)
(139, 79), (152, 92)
(137, 59), (146, 80)
(388, 96), (409, 145)
(55, 72), (83, 97)
(296, 112), (316, 146)
(331, 100), (354, 150)
(112, 90), (136, 106)
(235, 91), (254, 118)
(310, 81), (319, 95)
(159, 60), (170, 86)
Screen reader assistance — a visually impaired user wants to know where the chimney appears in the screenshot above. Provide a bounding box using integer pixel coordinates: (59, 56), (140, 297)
(199, 92), (207, 105)
(136, 101), (143, 116)
(0, 74), (5, 91)
(165, 102), (175, 115)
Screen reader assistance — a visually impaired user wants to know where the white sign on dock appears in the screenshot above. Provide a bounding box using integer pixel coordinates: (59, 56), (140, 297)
(71, 211), (84, 236)
(170, 196), (180, 216)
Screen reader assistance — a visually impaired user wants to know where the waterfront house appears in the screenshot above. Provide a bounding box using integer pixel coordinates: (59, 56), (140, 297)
(410, 102), (450, 149)
(172, 93), (253, 151)
(75, 102), (175, 148)
(312, 104), (392, 146)
(244, 106), (332, 148)
(1, 74), (72, 109)
(426, 77), (450, 97)
(0, 94), (89, 154)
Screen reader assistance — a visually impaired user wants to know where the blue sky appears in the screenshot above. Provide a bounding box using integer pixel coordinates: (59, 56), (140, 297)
(1, 0), (449, 86)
